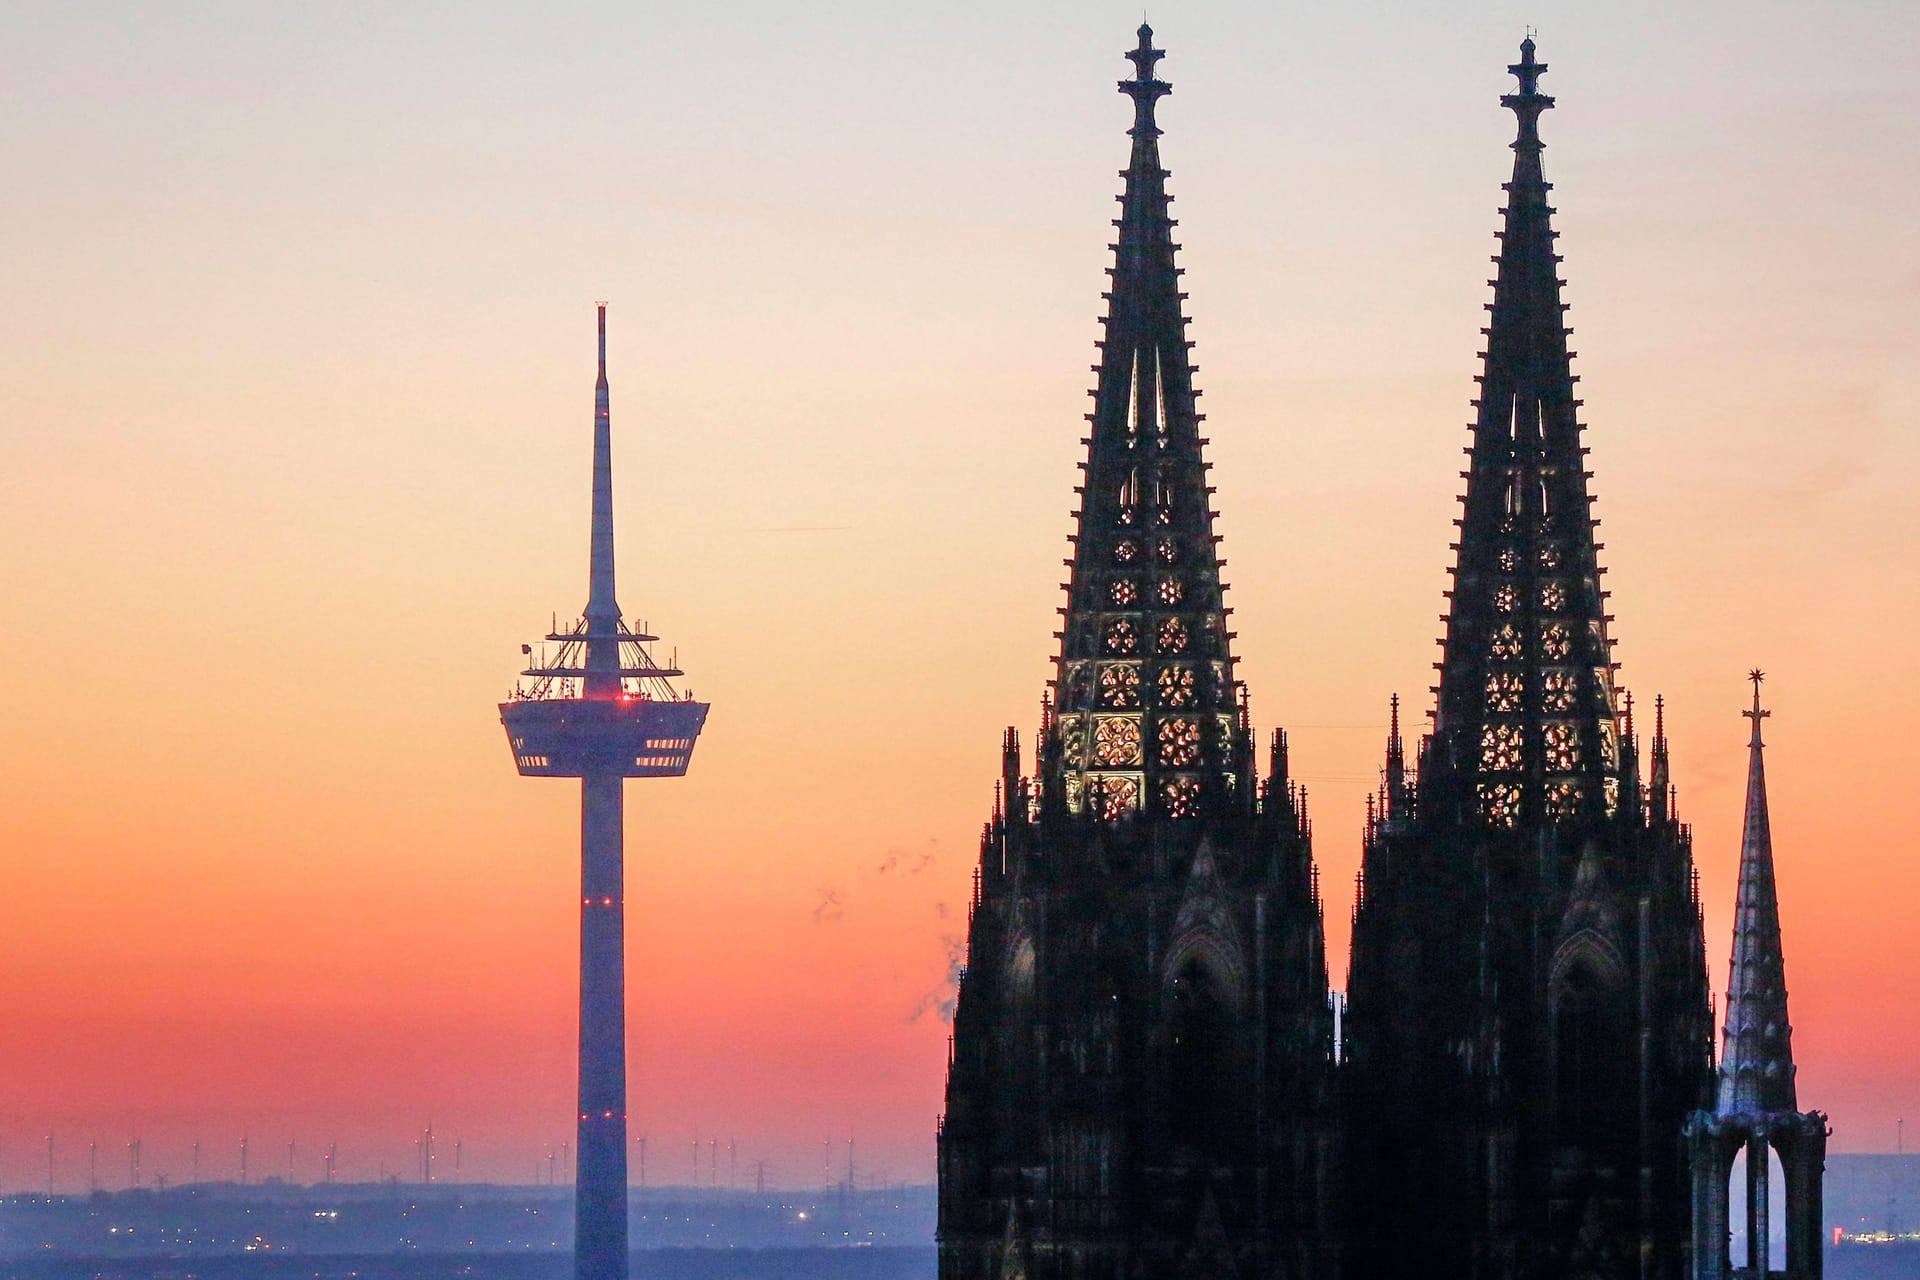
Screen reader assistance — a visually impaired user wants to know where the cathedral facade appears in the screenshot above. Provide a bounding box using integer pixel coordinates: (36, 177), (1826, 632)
(937, 26), (1824, 1280)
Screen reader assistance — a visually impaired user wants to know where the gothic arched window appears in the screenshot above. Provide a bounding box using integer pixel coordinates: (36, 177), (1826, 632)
(1550, 962), (1634, 1159)
(1165, 957), (1239, 1159)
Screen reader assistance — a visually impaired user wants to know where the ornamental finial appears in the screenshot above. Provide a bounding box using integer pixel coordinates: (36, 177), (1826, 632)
(1127, 23), (1164, 82)
(1744, 669), (1770, 746)
(1501, 33), (1554, 148)
(1510, 33), (1545, 97)
(1121, 22), (1170, 135)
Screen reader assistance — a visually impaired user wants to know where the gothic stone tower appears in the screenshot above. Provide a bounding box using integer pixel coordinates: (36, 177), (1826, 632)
(1343, 40), (1715, 1280)
(937, 26), (1339, 1280)
(1686, 675), (1827, 1280)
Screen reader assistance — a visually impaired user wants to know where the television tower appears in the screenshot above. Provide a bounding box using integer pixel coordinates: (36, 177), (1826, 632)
(501, 304), (710, 1280)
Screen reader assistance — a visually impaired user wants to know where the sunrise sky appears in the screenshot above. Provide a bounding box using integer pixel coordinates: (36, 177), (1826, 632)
(2, 1), (1916, 1189)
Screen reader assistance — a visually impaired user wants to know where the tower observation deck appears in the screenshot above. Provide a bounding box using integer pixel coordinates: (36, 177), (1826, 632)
(500, 304), (709, 1280)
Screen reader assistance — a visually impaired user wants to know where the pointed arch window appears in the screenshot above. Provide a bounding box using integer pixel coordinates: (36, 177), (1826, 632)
(1125, 349), (1142, 439)
(1165, 957), (1239, 1155)
(1551, 963), (1634, 1156)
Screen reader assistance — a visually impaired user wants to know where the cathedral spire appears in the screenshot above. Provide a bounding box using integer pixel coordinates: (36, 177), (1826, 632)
(1426, 36), (1620, 830)
(1717, 671), (1798, 1116)
(1047, 24), (1241, 822)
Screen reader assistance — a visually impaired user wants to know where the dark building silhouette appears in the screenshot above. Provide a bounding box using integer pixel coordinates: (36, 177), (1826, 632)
(1686, 676), (1827, 1279)
(1343, 37), (1718, 1279)
(940, 26), (1825, 1280)
(936, 24), (1339, 1280)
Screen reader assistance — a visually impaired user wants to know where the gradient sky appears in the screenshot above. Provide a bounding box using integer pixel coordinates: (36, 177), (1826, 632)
(2, 0), (1916, 1190)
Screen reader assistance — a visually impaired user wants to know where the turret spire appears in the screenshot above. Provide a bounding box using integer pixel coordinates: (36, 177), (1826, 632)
(1426, 36), (1620, 830)
(1047, 26), (1242, 821)
(1383, 694), (1407, 821)
(1650, 692), (1672, 820)
(1717, 670), (1798, 1115)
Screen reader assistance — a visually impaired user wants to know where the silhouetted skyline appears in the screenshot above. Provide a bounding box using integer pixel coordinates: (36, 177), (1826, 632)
(1, 3), (1915, 1191)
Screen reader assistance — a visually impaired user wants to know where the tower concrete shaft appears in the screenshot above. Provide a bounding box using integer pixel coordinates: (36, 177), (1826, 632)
(575, 302), (629, 1280)
(577, 769), (627, 1280)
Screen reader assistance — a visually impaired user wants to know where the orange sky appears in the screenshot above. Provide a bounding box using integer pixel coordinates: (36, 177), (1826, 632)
(2, 3), (1916, 1188)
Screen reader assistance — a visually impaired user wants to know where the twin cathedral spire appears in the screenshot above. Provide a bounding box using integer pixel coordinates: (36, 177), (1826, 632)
(941, 26), (1821, 1280)
(1428, 36), (1627, 830)
(1048, 24), (1247, 823)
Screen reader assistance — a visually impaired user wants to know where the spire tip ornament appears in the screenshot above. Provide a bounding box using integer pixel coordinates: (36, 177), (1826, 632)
(1122, 22), (1169, 135)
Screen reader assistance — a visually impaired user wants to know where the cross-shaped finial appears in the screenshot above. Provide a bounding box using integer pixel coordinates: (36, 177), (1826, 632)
(1744, 669), (1770, 738)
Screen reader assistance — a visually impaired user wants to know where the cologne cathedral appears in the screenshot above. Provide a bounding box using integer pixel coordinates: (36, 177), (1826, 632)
(936, 25), (1826, 1280)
